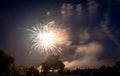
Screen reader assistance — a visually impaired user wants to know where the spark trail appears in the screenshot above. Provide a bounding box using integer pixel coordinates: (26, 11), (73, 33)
(28, 21), (70, 56)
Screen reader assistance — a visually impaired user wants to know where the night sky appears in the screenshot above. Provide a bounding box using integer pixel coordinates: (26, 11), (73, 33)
(0, 0), (120, 69)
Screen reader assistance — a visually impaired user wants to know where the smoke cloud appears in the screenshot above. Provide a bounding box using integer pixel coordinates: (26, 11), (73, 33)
(64, 41), (107, 69)
(44, 1), (118, 69)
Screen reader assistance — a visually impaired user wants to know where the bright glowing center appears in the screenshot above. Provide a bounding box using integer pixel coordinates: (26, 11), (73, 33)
(38, 32), (55, 46)
(28, 21), (70, 56)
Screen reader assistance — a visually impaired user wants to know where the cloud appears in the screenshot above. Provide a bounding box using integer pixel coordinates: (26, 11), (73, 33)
(46, 11), (51, 16)
(43, 2), (118, 69)
(63, 41), (106, 69)
(101, 19), (120, 46)
(61, 3), (73, 18)
(61, 3), (67, 18)
(87, 0), (99, 18)
(91, 26), (106, 40)
(76, 4), (82, 15)
(66, 4), (73, 16)
(64, 58), (109, 69)
(76, 42), (102, 54)
(78, 28), (90, 43)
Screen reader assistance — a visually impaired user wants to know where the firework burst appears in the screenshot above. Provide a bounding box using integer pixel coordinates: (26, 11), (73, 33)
(28, 21), (70, 56)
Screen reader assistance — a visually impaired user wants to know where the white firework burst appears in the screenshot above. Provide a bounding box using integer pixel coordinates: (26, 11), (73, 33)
(28, 21), (70, 56)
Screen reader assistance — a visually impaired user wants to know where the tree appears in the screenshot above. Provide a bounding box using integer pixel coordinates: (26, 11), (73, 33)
(41, 55), (65, 73)
(0, 49), (14, 76)
(113, 61), (120, 74)
(26, 66), (40, 76)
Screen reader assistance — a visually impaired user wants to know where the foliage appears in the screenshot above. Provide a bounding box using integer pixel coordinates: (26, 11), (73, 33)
(0, 49), (120, 76)
(26, 66), (40, 76)
(0, 49), (14, 76)
(63, 61), (120, 76)
(42, 55), (65, 73)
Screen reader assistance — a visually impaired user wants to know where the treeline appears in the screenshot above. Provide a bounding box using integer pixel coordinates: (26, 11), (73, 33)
(0, 49), (120, 76)
(64, 62), (120, 76)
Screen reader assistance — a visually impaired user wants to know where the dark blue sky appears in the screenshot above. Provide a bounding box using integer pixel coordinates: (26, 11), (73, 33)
(0, 0), (120, 67)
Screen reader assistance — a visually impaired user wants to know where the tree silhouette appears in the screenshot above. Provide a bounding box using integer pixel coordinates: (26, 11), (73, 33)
(41, 55), (65, 74)
(26, 66), (40, 76)
(0, 49), (14, 76)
